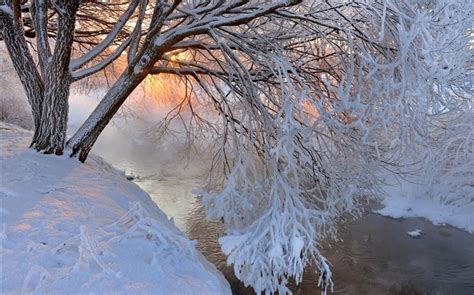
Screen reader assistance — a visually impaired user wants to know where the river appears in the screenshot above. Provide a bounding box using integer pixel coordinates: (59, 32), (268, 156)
(98, 151), (474, 295)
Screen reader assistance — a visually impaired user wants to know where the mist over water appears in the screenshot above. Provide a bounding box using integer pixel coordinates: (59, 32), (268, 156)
(3, 83), (473, 294)
(68, 90), (214, 231)
(69, 90), (212, 174)
(72, 95), (474, 295)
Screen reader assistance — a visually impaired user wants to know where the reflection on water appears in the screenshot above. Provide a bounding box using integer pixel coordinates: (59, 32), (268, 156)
(106, 160), (474, 294)
(187, 204), (474, 295)
(135, 177), (201, 231)
(321, 214), (474, 294)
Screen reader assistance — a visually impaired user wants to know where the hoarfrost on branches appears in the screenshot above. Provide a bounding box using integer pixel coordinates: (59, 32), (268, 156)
(194, 0), (472, 293)
(1, 0), (472, 293)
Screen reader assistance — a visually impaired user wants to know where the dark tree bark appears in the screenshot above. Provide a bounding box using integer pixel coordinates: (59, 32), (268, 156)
(31, 76), (71, 155)
(1, 3), (44, 136)
(2, 0), (80, 155)
(68, 70), (147, 162)
(30, 0), (80, 155)
(2, 0), (304, 161)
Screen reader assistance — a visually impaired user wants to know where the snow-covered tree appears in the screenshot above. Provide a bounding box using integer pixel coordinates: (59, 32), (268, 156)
(0, 0), (472, 293)
(425, 109), (473, 208)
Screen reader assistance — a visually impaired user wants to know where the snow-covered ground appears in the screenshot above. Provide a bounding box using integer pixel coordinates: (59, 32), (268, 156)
(0, 123), (231, 294)
(376, 178), (474, 234)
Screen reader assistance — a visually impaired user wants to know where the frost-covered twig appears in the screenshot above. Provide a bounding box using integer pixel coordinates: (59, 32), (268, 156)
(73, 226), (116, 275)
(20, 265), (50, 295)
(0, 4), (13, 16)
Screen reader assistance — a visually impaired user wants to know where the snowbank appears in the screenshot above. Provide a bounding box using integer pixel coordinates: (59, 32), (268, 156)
(377, 111), (474, 234)
(376, 178), (474, 234)
(0, 123), (231, 294)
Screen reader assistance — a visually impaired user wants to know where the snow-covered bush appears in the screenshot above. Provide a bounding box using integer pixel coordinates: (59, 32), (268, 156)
(200, 87), (378, 294)
(392, 0), (474, 212)
(424, 109), (474, 207)
(0, 95), (33, 130)
(0, 47), (33, 129)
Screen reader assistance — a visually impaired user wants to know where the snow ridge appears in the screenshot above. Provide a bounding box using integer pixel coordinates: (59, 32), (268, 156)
(0, 123), (230, 294)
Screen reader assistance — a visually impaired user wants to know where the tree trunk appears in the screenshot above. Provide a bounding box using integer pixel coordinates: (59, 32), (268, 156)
(1, 7), (44, 134)
(30, 0), (79, 154)
(67, 72), (145, 162)
(68, 40), (168, 162)
(2, 0), (79, 155)
(30, 80), (71, 155)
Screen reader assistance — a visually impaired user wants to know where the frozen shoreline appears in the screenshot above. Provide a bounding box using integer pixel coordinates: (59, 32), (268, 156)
(0, 123), (231, 294)
(375, 179), (474, 234)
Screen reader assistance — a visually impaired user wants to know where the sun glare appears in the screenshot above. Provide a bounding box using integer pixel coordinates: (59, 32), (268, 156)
(107, 53), (193, 108)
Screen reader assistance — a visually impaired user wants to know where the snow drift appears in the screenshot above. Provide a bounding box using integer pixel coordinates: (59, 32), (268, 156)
(0, 123), (230, 294)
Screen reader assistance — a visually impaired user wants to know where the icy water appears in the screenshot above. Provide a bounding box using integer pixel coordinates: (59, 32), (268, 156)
(109, 161), (474, 295)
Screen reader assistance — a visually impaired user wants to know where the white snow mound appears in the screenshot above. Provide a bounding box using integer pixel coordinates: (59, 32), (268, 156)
(0, 123), (231, 294)
(376, 178), (474, 234)
(407, 229), (423, 237)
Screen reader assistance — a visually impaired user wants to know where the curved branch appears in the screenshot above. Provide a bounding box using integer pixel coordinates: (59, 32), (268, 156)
(69, 0), (139, 71)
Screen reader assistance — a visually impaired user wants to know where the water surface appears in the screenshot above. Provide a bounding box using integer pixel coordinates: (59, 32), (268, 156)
(107, 160), (474, 294)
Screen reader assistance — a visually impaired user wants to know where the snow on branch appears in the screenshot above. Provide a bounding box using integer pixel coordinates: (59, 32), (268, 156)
(0, 4), (13, 16)
(31, 0), (52, 76)
(3, 0), (472, 293)
(71, 35), (133, 81)
(69, 0), (139, 71)
(169, 1), (472, 293)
